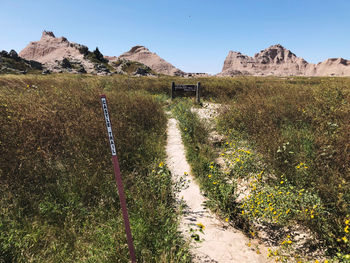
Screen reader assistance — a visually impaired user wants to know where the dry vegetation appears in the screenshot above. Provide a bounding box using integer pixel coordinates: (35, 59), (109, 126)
(0, 74), (190, 262)
(172, 77), (350, 261)
(1, 74), (349, 262)
(217, 77), (350, 255)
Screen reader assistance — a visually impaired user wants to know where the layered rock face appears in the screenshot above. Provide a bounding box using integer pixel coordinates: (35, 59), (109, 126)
(18, 31), (159, 76)
(19, 31), (104, 74)
(220, 44), (350, 76)
(117, 46), (184, 76)
(315, 58), (350, 76)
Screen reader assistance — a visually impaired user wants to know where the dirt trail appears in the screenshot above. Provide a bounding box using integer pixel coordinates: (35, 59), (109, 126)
(166, 117), (268, 263)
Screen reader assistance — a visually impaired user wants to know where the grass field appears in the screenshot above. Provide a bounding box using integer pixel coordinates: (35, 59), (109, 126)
(1, 74), (349, 262)
(171, 76), (350, 261)
(217, 77), (350, 260)
(0, 75), (190, 262)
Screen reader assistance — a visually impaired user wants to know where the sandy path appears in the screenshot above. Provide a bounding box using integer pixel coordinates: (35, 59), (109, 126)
(166, 117), (268, 263)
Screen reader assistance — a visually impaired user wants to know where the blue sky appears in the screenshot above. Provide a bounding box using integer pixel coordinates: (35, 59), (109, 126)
(1, 0), (349, 74)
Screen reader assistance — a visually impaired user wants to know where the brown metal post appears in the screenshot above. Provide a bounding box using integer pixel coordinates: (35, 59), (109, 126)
(196, 82), (201, 103)
(100, 95), (137, 263)
(171, 82), (175, 100)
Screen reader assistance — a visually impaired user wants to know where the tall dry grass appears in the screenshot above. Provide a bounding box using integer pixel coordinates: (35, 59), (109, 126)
(0, 74), (190, 262)
(218, 77), (350, 254)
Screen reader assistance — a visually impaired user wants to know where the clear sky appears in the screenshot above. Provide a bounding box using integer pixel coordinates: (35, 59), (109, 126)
(1, 0), (349, 74)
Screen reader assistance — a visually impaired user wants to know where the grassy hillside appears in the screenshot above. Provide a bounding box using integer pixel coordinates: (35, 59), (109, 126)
(0, 75), (190, 262)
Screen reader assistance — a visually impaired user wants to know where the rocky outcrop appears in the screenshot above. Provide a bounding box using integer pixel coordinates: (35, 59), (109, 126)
(220, 45), (310, 76)
(116, 46), (184, 76)
(314, 58), (350, 76)
(219, 44), (350, 76)
(14, 32), (350, 77)
(19, 31), (109, 75)
(18, 31), (158, 76)
(108, 58), (156, 76)
(0, 49), (42, 74)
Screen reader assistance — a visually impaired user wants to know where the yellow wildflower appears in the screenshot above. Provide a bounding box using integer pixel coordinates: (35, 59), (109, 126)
(196, 222), (205, 230)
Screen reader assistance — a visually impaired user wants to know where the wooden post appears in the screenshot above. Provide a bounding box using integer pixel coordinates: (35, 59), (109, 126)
(171, 82), (175, 100)
(196, 82), (201, 103)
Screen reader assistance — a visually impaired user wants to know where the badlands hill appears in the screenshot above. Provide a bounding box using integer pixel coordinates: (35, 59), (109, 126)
(19, 31), (154, 75)
(9, 31), (350, 77)
(18, 31), (181, 76)
(19, 31), (102, 74)
(114, 45), (184, 76)
(219, 44), (350, 76)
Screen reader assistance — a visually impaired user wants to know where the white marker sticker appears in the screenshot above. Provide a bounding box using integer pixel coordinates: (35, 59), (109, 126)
(101, 97), (117, 156)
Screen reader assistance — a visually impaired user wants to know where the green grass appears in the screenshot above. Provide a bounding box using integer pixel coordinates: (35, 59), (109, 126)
(0, 74), (190, 262)
(217, 78), (350, 259)
(1, 73), (350, 261)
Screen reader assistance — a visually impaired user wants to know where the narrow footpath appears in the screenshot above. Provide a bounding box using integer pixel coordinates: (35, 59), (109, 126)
(166, 117), (268, 263)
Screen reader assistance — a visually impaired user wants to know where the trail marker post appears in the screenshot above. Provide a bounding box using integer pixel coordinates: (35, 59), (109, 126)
(171, 81), (201, 103)
(100, 95), (137, 263)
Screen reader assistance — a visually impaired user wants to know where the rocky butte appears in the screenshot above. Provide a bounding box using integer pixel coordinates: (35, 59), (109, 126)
(219, 44), (350, 76)
(114, 45), (184, 76)
(19, 31), (185, 76)
(19, 31), (100, 74)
